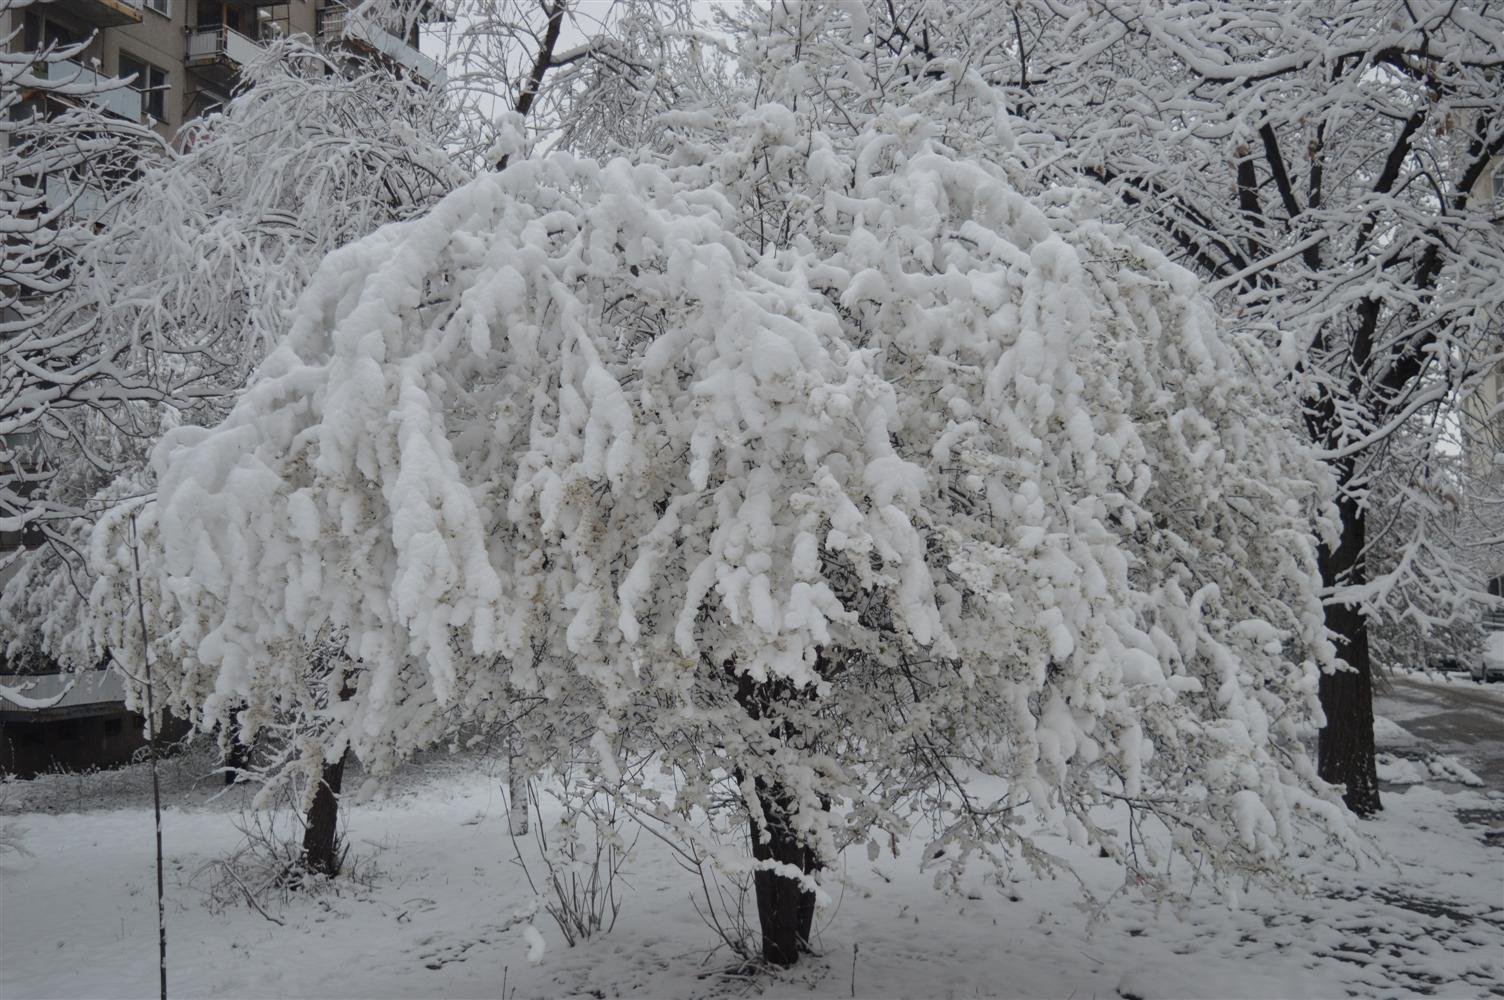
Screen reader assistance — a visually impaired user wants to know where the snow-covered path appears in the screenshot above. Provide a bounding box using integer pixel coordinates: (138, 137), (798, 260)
(3, 745), (1501, 999)
(1377, 676), (1504, 793)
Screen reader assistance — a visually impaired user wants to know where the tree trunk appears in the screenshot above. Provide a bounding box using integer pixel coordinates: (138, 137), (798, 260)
(223, 730), (249, 786)
(731, 666), (821, 967)
(1317, 496), (1382, 816)
(749, 782), (818, 967)
(507, 738), (529, 836)
(301, 748), (349, 877)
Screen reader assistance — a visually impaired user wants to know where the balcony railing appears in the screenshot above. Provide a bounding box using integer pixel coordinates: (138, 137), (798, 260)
(38, 58), (141, 120)
(318, 5), (446, 85)
(45, 174), (113, 223)
(186, 25), (266, 70)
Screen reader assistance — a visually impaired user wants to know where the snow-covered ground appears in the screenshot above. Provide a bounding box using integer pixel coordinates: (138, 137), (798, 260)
(1393, 670), (1504, 702)
(1379, 674), (1504, 796)
(3, 716), (1501, 1000)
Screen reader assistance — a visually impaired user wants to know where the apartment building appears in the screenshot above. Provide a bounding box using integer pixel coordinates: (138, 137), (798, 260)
(1465, 153), (1504, 662)
(8, 0), (443, 141)
(1463, 153), (1504, 481)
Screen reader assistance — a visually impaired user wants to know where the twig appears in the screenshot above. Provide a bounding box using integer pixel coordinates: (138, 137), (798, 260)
(222, 862), (285, 927)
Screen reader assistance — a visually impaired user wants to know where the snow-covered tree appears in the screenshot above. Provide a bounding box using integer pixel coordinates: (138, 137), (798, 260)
(437, 0), (721, 170)
(3, 32), (462, 611)
(80, 36), (460, 446)
(4, 34), (466, 876)
(802, 0), (1504, 817)
(0, 0), (159, 566)
(113, 100), (1350, 963)
(1362, 426), (1500, 672)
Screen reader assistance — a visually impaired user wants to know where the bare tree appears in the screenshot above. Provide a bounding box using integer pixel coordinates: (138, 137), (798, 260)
(439, 0), (712, 168)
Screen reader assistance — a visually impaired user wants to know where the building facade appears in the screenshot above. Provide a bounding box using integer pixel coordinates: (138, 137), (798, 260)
(1466, 153), (1504, 659)
(6, 0), (442, 141)
(0, 669), (190, 777)
(1463, 151), (1504, 476)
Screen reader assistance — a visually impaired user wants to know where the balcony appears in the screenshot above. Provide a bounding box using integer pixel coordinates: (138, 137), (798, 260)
(45, 174), (113, 224)
(318, 5), (446, 85)
(64, 0), (145, 29)
(37, 58), (141, 121)
(185, 25), (266, 88)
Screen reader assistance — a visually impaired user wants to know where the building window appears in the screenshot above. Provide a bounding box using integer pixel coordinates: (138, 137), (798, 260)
(195, 88), (230, 119)
(197, 0), (246, 33)
(118, 53), (168, 123)
(144, 0), (170, 14)
(23, 12), (79, 53)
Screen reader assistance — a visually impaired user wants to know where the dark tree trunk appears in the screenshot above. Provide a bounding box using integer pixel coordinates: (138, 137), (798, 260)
(223, 732), (249, 786)
(730, 666), (823, 967)
(1316, 496), (1381, 816)
(301, 748), (348, 877)
(748, 784), (819, 967)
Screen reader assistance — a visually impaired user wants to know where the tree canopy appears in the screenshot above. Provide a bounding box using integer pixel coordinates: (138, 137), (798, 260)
(103, 109), (1350, 943)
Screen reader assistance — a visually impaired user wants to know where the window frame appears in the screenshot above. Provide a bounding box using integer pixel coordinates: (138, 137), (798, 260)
(143, 0), (170, 14)
(117, 51), (169, 124)
(23, 12), (79, 53)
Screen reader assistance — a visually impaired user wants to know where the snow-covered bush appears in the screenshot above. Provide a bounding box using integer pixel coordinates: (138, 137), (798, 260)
(107, 107), (1349, 964)
(505, 759), (636, 946)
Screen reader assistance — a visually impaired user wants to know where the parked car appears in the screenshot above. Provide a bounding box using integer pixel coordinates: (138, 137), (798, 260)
(1431, 656), (1465, 674)
(1468, 632), (1504, 683)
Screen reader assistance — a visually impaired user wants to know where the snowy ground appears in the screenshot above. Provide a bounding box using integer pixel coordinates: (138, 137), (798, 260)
(1377, 674), (1504, 795)
(3, 688), (1501, 1000)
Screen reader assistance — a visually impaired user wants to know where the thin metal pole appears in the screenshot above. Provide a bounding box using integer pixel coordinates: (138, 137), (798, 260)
(129, 510), (168, 1000)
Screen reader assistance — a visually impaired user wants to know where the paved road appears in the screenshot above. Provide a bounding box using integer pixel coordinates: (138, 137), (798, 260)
(1375, 676), (1504, 793)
